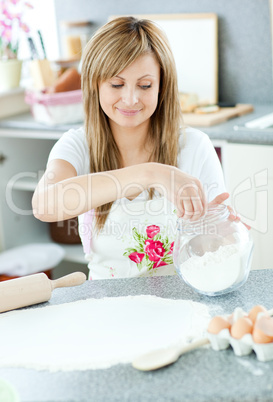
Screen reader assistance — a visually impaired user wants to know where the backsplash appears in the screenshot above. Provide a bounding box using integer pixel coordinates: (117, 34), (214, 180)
(54, 0), (273, 105)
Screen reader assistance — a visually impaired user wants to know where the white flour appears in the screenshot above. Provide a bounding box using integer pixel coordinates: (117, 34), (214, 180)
(0, 295), (210, 372)
(178, 242), (251, 293)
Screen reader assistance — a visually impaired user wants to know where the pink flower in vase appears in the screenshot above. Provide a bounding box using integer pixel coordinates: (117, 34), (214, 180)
(2, 26), (12, 41)
(20, 22), (30, 33)
(129, 252), (145, 264)
(146, 225), (160, 239)
(0, 0), (34, 59)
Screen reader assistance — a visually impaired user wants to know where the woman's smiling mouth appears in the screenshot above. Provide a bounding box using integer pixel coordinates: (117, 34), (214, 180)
(116, 108), (142, 116)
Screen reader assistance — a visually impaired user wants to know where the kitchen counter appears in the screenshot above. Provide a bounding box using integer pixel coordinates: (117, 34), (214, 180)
(0, 111), (81, 133)
(0, 269), (273, 402)
(1, 104), (273, 144)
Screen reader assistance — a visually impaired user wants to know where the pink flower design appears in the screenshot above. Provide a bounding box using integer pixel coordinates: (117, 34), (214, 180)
(146, 225), (160, 239)
(144, 239), (165, 262)
(153, 260), (168, 269)
(168, 241), (174, 254)
(124, 225), (174, 272)
(129, 252), (145, 264)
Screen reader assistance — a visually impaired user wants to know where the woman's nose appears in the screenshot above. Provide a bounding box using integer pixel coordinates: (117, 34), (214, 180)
(121, 87), (138, 106)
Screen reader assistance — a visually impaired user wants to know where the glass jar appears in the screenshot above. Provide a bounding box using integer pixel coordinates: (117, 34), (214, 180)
(173, 204), (253, 296)
(60, 21), (93, 60)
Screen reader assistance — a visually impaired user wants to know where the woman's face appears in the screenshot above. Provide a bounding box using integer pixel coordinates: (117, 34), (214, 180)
(99, 53), (160, 131)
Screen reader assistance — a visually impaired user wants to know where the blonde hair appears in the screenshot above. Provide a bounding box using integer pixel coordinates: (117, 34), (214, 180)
(81, 16), (183, 231)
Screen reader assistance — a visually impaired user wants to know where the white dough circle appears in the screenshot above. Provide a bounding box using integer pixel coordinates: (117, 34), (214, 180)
(0, 295), (210, 372)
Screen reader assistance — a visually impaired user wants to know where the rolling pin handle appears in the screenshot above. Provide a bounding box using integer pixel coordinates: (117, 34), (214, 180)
(50, 272), (86, 290)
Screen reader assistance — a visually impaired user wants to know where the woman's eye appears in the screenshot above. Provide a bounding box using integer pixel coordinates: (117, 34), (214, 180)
(110, 84), (151, 89)
(140, 85), (151, 90)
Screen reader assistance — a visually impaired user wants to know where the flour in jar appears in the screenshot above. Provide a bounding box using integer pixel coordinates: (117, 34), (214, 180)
(178, 242), (252, 293)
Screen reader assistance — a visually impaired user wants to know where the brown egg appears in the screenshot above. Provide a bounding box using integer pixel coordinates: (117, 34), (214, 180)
(207, 316), (231, 334)
(252, 315), (273, 343)
(252, 327), (273, 344)
(231, 317), (253, 339)
(228, 309), (247, 325)
(248, 305), (267, 324)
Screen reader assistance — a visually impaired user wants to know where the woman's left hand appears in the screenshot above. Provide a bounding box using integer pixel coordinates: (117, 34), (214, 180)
(209, 192), (251, 230)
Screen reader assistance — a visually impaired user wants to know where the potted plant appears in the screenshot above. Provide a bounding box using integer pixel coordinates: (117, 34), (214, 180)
(0, 0), (33, 91)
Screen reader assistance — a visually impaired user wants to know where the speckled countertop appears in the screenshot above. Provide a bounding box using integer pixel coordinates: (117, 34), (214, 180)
(0, 269), (273, 402)
(1, 104), (273, 145)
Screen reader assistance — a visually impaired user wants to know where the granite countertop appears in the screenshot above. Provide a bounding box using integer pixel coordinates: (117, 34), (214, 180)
(1, 104), (273, 145)
(0, 269), (273, 402)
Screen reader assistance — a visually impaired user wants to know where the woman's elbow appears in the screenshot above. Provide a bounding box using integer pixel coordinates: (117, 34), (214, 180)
(32, 191), (52, 222)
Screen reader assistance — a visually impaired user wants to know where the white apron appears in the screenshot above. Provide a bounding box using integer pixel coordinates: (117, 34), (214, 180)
(78, 195), (178, 280)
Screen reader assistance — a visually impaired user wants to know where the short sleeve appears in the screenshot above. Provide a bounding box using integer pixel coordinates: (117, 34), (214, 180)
(178, 127), (226, 202)
(47, 127), (90, 176)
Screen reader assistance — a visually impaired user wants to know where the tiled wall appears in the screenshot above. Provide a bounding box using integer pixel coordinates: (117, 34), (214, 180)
(54, 0), (273, 104)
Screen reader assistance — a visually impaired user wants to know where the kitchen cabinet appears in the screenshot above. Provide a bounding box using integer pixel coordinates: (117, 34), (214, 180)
(0, 127), (87, 278)
(222, 142), (273, 270)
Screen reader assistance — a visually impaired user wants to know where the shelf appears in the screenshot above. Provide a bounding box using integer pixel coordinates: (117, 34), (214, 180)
(0, 113), (82, 140)
(0, 127), (63, 140)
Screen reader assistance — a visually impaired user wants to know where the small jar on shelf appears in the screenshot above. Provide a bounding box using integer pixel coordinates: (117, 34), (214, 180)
(60, 20), (93, 60)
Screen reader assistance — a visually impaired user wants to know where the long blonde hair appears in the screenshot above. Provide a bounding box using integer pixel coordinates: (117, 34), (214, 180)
(81, 16), (183, 231)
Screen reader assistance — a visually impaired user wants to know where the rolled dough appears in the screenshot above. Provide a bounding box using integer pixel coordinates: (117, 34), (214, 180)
(0, 295), (210, 372)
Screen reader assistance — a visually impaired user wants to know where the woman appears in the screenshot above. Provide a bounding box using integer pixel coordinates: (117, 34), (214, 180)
(32, 16), (228, 279)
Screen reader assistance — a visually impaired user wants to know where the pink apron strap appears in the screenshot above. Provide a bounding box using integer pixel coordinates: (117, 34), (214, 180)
(82, 209), (95, 254)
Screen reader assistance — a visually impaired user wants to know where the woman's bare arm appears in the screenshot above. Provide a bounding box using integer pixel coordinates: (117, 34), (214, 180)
(32, 160), (207, 222)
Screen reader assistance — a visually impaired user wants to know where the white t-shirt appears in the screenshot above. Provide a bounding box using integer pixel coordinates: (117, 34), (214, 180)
(47, 126), (226, 280)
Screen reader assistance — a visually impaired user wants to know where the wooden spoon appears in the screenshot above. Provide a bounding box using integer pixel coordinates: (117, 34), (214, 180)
(132, 337), (209, 371)
(132, 308), (273, 371)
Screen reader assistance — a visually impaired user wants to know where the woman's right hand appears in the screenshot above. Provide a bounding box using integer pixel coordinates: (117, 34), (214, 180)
(148, 163), (207, 221)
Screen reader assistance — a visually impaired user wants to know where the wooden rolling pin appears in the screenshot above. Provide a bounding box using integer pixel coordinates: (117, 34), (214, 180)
(0, 272), (86, 313)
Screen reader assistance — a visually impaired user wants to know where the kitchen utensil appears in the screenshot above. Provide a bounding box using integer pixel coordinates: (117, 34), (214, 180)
(29, 59), (55, 90)
(27, 37), (39, 59)
(37, 30), (47, 59)
(132, 337), (210, 371)
(0, 271), (86, 313)
(182, 104), (253, 127)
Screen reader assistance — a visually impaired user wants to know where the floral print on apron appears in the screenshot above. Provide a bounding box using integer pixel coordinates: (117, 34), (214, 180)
(78, 196), (178, 279)
(123, 225), (174, 272)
